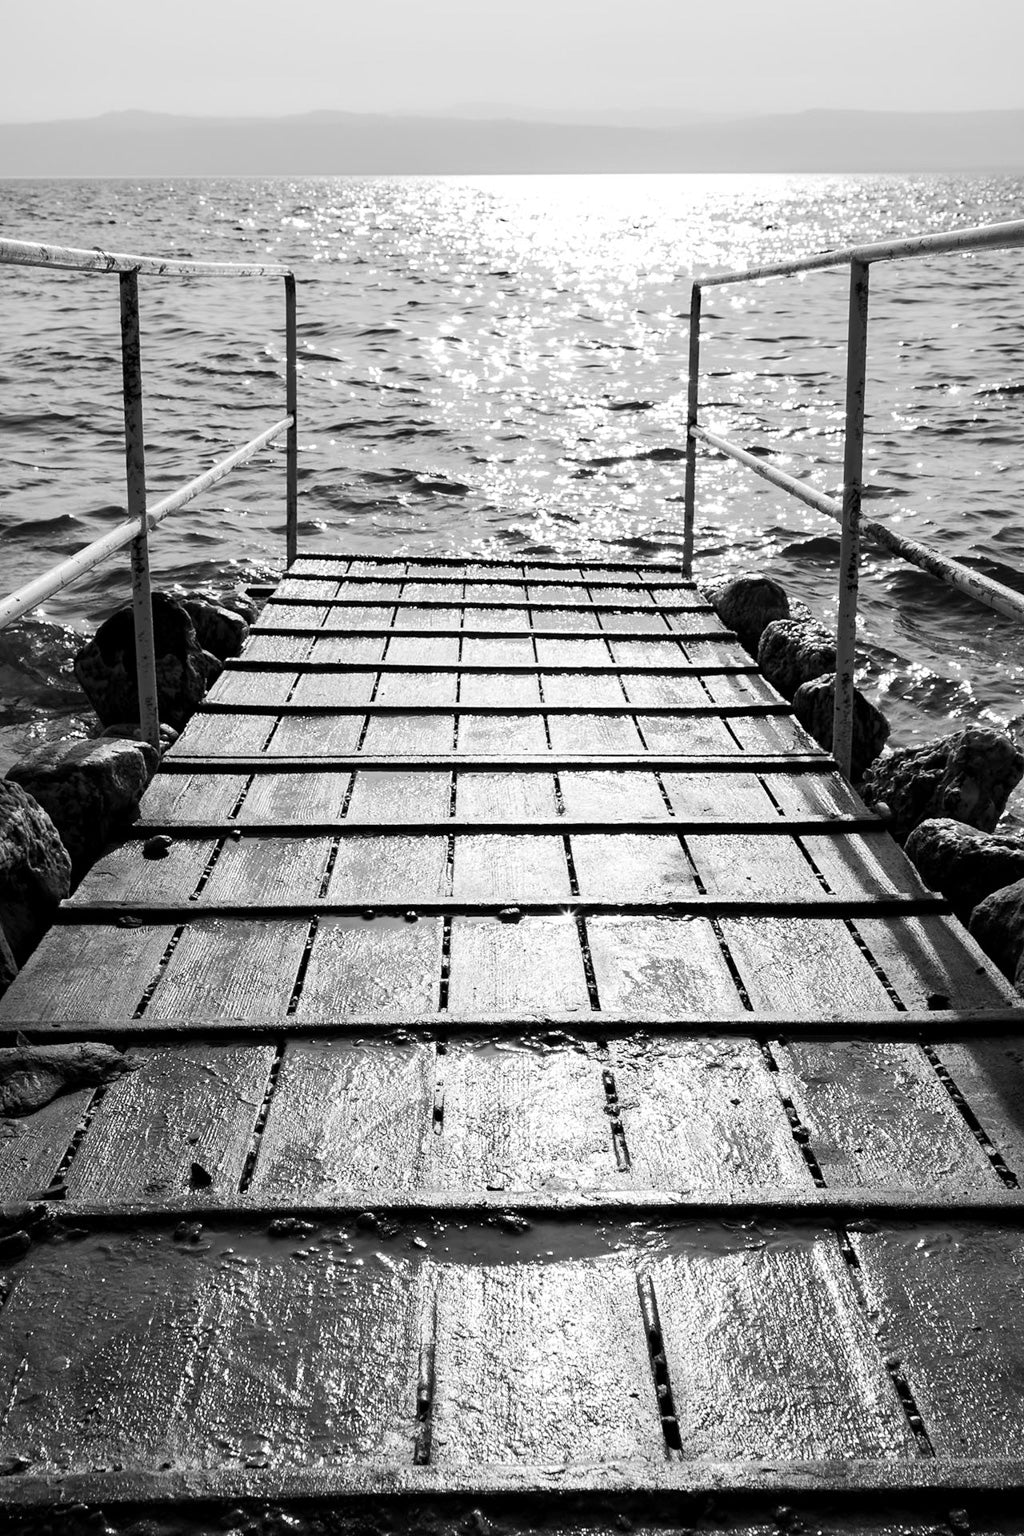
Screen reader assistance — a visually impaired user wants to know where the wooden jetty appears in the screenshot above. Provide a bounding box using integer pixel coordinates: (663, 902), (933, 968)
(3, 553), (1024, 1529)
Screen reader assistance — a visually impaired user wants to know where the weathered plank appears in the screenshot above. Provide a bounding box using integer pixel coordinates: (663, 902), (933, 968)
(586, 916), (742, 1013)
(854, 1224), (1024, 1455)
(0, 922), (177, 1023)
(66, 1043), (275, 1201)
(558, 770), (667, 820)
(571, 834), (698, 900)
(433, 1038), (618, 1192)
(447, 918), (591, 1015)
(429, 1258), (664, 1464)
(611, 1036), (810, 1192)
(236, 771), (354, 823)
(144, 920), (310, 1019)
(326, 836), (449, 902)
(652, 1234), (917, 1458)
(455, 771), (558, 820)
(0, 1089), (91, 1200)
(249, 1039), (434, 1195)
(452, 835), (570, 902)
(346, 770), (452, 822)
(296, 916), (443, 1017)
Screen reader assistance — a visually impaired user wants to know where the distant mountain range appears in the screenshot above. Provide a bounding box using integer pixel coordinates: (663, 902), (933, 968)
(1, 108), (1022, 177)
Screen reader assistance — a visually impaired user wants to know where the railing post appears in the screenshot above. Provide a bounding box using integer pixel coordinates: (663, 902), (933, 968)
(833, 258), (870, 780)
(285, 273), (298, 566)
(119, 270), (161, 753)
(683, 283), (702, 577)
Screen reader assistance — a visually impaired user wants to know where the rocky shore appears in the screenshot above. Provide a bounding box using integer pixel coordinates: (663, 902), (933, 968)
(0, 588), (254, 1110)
(701, 573), (1024, 998)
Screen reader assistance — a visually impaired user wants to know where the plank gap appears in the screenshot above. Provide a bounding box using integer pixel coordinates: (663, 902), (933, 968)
(237, 1038), (287, 1192)
(133, 923), (187, 1019)
(920, 1042), (1021, 1189)
(835, 1228), (937, 1458)
(636, 1273), (683, 1456)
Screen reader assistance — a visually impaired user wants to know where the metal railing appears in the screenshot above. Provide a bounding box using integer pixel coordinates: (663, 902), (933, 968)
(0, 238), (297, 749)
(684, 217), (1024, 779)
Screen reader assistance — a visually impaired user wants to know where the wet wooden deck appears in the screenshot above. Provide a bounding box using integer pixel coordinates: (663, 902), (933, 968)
(3, 554), (1024, 1526)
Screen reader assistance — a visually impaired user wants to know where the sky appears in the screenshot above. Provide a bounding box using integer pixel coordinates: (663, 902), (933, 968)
(2, 0), (1023, 123)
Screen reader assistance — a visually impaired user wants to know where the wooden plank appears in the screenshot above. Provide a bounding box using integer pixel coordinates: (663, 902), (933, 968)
(462, 606), (526, 633)
(541, 673), (627, 706)
(930, 1038), (1024, 1177)
(326, 836), (449, 902)
(652, 1235), (917, 1458)
(295, 916), (443, 1017)
(244, 634), (315, 662)
(452, 835), (570, 902)
(685, 833), (825, 899)
(727, 713), (819, 752)
(761, 770), (867, 816)
(632, 714), (742, 754)
(558, 770), (667, 820)
(402, 582), (464, 603)
(269, 714), (365, 755)
(775, 1038), (994, 1189)
(382, 635), (460, 665)
(345, 770), (452, 822)
(290, 671), (378, 706)
(66, 1043), (275, 1201)
(375, 671), (459, 706)
(459, 674), (542, 706)
(429, 1259), (664, 1464)
(236, 771), (354, 823)
(457, 713), (548, 754)
(320, 605), (397, 631)
(0, 1089), (91, 1200)
(853, 915), (1018, 1010)
(659, 771), (775, 819)
(168, 714), (273, 757)
(534, 638), (612, 665)
(145, 920), (309, 1019)
(595, 611), (671, 634)
(200, 837), (334, 904)
(619, 674), (711, 707)
(276, 577), (342, 599)
(249, 1039), (434, 1195)
(392, 606), (463, 631)
(70, 839), (215, 906)
(854, 1224), (1024, 1455)
(447, 918), (591, 1016)
(0, 923), (177, 1023)
(205, 670), (295, 707)
(460, 637), (535, 666)
(308, 635), (389, 664)
(547, 713), (643, 753)
(605, 639), (686, 666)
(362, 714), (454, 753)
(571, 833), (698, 900)
(260, 602), (329, 629)
(433, 1038), (618, 1192)
(531, 608), (601, 633)
(139, 772), (249, 824)
(802, 831), (931, 898)
(719, 916), (895, 1012)
(586, 916), (742, 1013)
(611, 1036), (810, 1193)
(454, 771), (558, 820)
(0, 1234), (421, 1471)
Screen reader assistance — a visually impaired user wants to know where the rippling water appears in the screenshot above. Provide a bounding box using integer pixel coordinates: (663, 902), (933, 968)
(1, 173), (1023, 804)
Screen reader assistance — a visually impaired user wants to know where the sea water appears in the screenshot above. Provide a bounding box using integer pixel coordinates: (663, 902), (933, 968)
(1, 172), (1022, 801)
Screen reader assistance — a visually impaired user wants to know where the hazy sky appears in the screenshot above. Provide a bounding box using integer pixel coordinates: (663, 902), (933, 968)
(3, 0), (1022, 122)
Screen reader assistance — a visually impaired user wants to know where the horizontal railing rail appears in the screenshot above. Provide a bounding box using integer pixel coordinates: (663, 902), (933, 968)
(0, 238), (298, 748)
(683, 216), (1024, 779)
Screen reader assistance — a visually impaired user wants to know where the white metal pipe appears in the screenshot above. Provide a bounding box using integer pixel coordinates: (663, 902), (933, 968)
(691, 425), (1024, 625)
(285, 274), (298, 566)
(0, 237), (291, 280)
(832, 260), (870, 781)
(0, 416), (292, 631)
(683, 284), (702, 577)
(119, 272), (161, 750)
(695, 217), (1024, 289)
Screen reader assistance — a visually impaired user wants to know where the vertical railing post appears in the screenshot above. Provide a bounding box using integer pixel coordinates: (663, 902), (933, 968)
(683, 282), (702, 577)
(285, 273), (298, 566)
(832, 258), (870, 780)
(119, 270), (161, 752)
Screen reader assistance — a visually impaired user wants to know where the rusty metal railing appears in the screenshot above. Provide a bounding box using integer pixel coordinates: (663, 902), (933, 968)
(684, 217), (1024, 779)
(0, 238), (297, 750)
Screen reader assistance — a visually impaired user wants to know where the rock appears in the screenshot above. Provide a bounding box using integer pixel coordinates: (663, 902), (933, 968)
(905, 818), (1024, 918)
(757, 618), (836, 700)
(73, 591), (219, 733)
(0, 1042), (131, 1118)
(861, 726), (1024, 840)
(970, 880), (1024, 979)
(0, 926), (16, 992)
(8, 738), (156, 880)
(791, 673), (890, 780)
(179, 596), (249, 661)
(99, 721), (179, 751)
(0, 780), (70, 964)
(705, 573), (790, 656)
